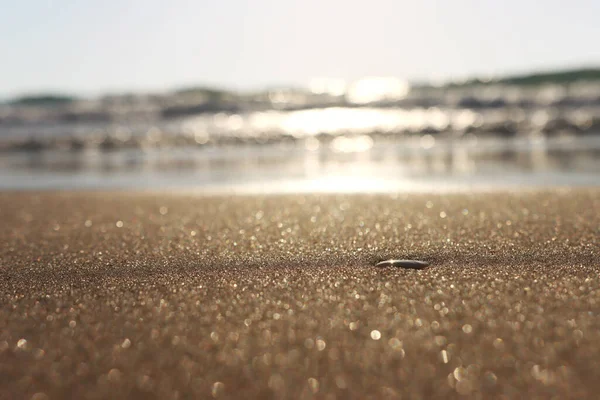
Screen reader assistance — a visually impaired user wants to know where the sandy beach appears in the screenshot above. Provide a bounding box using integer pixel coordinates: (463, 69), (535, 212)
(1, 189), (599, 399)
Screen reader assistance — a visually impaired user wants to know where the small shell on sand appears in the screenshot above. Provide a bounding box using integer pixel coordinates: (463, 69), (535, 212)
(375, 259), (429, 269)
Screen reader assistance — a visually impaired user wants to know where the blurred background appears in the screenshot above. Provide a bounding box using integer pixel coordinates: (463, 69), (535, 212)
(1, 0), (600, 192)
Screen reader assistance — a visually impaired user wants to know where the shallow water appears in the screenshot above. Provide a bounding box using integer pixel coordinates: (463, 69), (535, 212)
(2, 83), (600, 191)
(2, 134), (599, 191)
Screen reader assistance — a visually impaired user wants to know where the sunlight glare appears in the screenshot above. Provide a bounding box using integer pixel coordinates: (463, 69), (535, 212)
(347, 77), (410, 104)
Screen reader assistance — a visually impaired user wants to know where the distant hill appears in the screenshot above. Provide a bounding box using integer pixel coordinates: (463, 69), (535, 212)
(442, 68), (600, 88)
(9, 94), (77, 106)
(498, 68), (600, 85)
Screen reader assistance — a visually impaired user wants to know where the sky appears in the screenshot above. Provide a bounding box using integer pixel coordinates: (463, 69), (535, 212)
(1, 0), (600, 96)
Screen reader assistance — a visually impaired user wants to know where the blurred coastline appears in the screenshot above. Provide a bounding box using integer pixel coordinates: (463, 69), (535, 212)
(2, 67), (600, 191)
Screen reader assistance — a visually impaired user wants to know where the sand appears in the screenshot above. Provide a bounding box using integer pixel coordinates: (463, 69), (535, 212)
(0, 189), (599, 399)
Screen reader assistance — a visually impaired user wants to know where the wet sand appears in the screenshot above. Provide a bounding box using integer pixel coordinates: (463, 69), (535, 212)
(1, 189), (599, 399)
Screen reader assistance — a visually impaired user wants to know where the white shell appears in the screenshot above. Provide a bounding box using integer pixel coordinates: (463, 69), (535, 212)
(375, 259), (429, 269)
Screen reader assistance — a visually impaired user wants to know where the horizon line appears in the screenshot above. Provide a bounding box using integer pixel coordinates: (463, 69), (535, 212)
(2, 63), (600, 102)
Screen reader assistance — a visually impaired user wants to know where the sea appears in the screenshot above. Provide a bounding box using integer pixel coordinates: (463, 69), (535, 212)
(2, 77), (600, 193)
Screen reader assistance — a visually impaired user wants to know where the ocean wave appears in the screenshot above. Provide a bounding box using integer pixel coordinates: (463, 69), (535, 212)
(1, 106), (599, 154)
